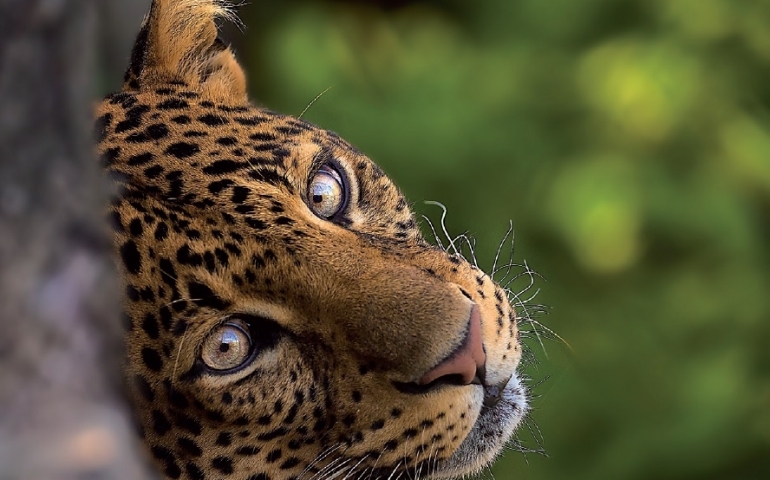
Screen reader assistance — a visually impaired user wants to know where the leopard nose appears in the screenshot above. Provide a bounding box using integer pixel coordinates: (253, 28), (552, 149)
(418, 304), (486, 386)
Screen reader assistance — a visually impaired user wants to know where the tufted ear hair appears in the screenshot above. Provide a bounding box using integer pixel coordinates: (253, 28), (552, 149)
(123, 0), (247, 103)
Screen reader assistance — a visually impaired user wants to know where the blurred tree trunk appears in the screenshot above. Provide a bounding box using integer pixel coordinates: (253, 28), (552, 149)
(0, 0), (150, 478)
(98, 0), (150, 88)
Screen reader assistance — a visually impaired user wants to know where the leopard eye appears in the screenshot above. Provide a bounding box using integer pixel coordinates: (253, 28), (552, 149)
(308, 164), (345, 219)
(201, 319), (253, 372)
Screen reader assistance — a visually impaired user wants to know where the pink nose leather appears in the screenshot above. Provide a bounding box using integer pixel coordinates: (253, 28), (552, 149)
(418, 304), (486, 386)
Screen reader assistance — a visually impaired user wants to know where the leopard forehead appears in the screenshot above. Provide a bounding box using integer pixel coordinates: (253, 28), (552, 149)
(97, 89), (418, 242)
(96, 1), (527, 480)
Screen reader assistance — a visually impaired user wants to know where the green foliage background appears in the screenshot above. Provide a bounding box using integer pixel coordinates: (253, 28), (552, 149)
(238, 1), (770, 478)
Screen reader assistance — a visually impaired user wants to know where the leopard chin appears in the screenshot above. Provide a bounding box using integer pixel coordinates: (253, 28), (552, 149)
(433, 375), (528, 479)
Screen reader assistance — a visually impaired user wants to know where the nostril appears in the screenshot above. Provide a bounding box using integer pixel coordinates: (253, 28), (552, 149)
(417, 304), (486, 387)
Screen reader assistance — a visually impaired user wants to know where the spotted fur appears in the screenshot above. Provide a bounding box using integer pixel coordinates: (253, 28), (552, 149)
(96, 1), (528, 479)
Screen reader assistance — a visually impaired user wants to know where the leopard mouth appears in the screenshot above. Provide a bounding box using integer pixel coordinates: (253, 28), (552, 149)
(429, 373), (528, 479)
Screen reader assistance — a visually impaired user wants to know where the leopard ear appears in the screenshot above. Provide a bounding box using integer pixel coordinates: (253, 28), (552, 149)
(123, 0), (247, 103)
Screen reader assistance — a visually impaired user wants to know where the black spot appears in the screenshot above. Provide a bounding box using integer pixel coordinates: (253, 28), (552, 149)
(146, 123), (169, 140)
(225, 243), (241, 256)
(343, 414), (356, 427)
(154, 222), (169, 241)
(101, 147), (121, 167)
(173, 412), (203, 436)
(141, 347), (162, 371)
(152, 410), (172, 435)
(214, 248), (230, 268)
(126, 132), (151, 143)
(151, 446), (182, 479)
(234, 116), (266, 126)
(185, 463), (205, 480)
(140, 287), (155, 302)
(249, 132), (276, 142)
(128, 152), (155, 166)
(384, 440), (398, 451)
(165, 142), (200, 159)
(177, 438), (203, 457)
(95, 113), (112, 141)
(236, 446), (262, 456)
(371, 419), (385, 430)
(158, 98), (189, 110)
(257, 415), (272, 425)
(246, 218), (268, 230)
(163, 380), (190, 410)
(203, 251), (216, 273)
(222, 212), (236, 225)
(128, 218), (143, 237)
(280, 458), (301, 470)
(108, 92), (137, 108)
(115, 105), (150, 133)
(188, 281), (230, 310)
(172, 115), (192, 124)
(232, 186), (250, 204)
(159, 306), (172, 331)
(265, 449), (282, 463)
(216, 432), (232, 446)
(212, 456), (234, 474)
(208, 179), (234, 195)
(216, 136), (238, 146)
(172, 318), (189, 337)
(198, 114), (229, 126)
(141, 313), (159, 339)
(221, 392), (233, 404)
(177, 245), (203, 267)
(202, 160), (249, 175)
(275, 126), (304, 136)
(247, 475), (270, 480)
(144, 164), (164, 179)
(352, 391), (362, 403)
(248, 168), (292, 190)
(233, 414), (249, 426)
(120, 240), (141, 274)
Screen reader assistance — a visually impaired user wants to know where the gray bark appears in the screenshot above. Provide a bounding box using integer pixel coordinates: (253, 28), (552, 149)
(98, 0), (151, 88)
(0, 0), (150, 478)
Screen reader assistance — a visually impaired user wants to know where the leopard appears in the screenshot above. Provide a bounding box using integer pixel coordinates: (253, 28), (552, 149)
(95, 1), (529, 479)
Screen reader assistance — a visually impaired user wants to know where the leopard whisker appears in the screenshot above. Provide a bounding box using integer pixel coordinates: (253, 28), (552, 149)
(170, 323), (189, 384)
(299, 85), (335, 119)
(298, 443), (345, 480)
(421, 214), (446, 252)
(424, 201), (460, 257)
(342, 454), (371, 480)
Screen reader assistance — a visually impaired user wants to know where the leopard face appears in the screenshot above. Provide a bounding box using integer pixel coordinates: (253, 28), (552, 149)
(95, 1), (528, 479)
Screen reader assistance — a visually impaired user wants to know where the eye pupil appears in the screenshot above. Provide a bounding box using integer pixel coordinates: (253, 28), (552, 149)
(313, 194), (323, 204)
(219, 343), (230, 353)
